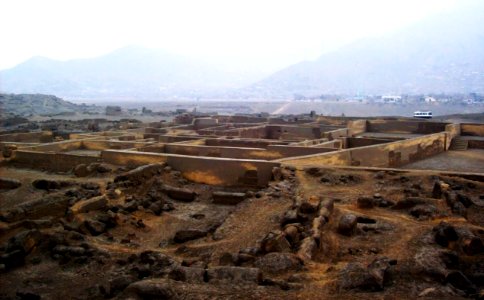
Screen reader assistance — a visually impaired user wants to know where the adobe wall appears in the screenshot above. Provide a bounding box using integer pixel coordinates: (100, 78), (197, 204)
(461, 124), (484, 137)
(279, 132), (447, 168)
(367, 120), (447, 134)
(323, 128), (349, 140)
(11, 150), (101, 171)
(445, 123), (461, 150)
(266, 125), (321, 140)
(143, 134), (205, 143)
(81, 140), (155, 150)
(24, 140), (83, 152)
(468, 140), (484, 149)
(102, 150), (279, 186)
(0, 131), (53, 143)
(311, 140), (342, 149)
(347, 120), (367, 136)
(205, 138), (284, 148)
(290, 138), (328, 147)
(345, 137), (395, 148)
(162, 144), (335, 160)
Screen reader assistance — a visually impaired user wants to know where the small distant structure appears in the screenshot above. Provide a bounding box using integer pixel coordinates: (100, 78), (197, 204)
(424, 96), (437, 103)
(192, 117), (218, 130)
(105, 106), (122, 116)
(413, 111), (432, 119)
(381, 95), (402, 103)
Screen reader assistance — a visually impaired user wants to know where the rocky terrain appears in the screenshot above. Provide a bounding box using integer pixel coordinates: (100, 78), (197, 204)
(0, 162), (483, 299)
(0, 93), (101, 117)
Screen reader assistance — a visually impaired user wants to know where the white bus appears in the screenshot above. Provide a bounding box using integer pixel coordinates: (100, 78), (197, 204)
(413, 111), (432, 119)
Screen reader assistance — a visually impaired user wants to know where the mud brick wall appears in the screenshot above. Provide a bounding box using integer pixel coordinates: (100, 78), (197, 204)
(266, 145), (336, 157)
(205, 138), (280, 149)
(279, 132), (447, 168)
(265, 125), (321, 140)
(81, 140), (155, 151)
(0, 131), (53, 143)
(345, 137), (395, 149)
(468, 140), (484, 149)
(461, 124), (484, 137)
(11, 150), (100, 171)
(24, 140), (83, 152)
(347, 120), (367, 136)
(445, 123), (461, 149)
(143, 134), (206, 143)
(102, 150), (279, 186)
(367, 120), (448, 134)
(323, 128), (349, 140)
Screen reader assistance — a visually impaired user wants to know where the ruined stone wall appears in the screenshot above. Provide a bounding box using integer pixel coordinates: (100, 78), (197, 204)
(366, 120), (448, 134)
(81, 140), (155, 151)
(279, 132), (447, 168)
(345, 137), (395, 148)
(347, 120), (367, 136)
(444, 123), (461, 150)
(311, 140), (342, 149)
(102, 150), (279, 186)
(461, 123), (484, 137)
(323, 128), (349, 141)
(265, 145), (336, 158)
(24, 140), (84, 152)
(265, 125), (321, 140)
(161, 144), (335, 160)
(11, 150), (101, 171)
(0, 131), (53, 143)
(468, 139), (484, 149)
(205, 138), (282, 148)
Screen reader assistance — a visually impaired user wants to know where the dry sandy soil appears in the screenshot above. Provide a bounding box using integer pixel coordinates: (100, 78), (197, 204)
(0, 163), (483, 299)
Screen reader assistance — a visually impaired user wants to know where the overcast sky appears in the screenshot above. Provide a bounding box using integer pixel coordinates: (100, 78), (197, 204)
(0, 0), (458, 71)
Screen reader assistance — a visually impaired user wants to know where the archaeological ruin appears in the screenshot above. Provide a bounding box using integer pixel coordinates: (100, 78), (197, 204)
(0, 114), (483, 299)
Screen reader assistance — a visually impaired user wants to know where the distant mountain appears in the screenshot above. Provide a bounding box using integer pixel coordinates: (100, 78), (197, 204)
(246, 1), (484, 97)
(0, 93), (99, 116)
(0, 46), (266, 100)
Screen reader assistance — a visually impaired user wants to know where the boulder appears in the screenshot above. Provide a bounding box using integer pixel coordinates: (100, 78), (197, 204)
(168, 266), (205, 283)
(162, 185), (196, 202)
(84, 219), (106, 236)
(255, 252), (303, 274)
(446, 271), (476, 295)
(337, 214), (358, 236)
(173, 229), (207, 243)
(6, 229), (42, 254)
(70, 196), (107, 214)
(206, 266), (262, 284)
(73, 164), (90, 177)
(114, 164), (165, 184)
(409, 204), (438, 219)
(357, 197), (374, 209)
(393, 197), (430, 210)
(32, 179), (74, 190)
(433, 222), (459, 247)
(260, 230), (291, 253)
(0, 178), (21, 190)
(339, 257), (395, 291)
(297, 237), (317, 261)
(212, 191), (246, 205)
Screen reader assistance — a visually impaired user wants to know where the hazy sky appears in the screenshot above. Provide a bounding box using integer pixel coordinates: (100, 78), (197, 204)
(0, 0), (458, 71)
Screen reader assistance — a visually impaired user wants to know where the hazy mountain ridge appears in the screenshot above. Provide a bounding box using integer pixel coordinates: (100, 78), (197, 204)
(0, 46), (267, 100)
(246, 2), (484, 97)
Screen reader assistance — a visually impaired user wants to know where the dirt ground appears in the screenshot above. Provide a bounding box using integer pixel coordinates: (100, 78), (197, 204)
(0, 164), (483, 299)
(403, 149), (484, 173)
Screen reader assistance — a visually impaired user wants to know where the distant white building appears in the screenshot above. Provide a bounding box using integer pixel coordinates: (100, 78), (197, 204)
(381, 95), (402, 103)
(424, 96), (437, 103)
